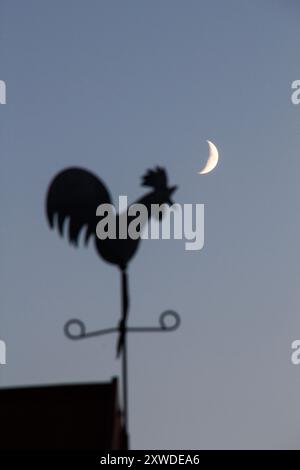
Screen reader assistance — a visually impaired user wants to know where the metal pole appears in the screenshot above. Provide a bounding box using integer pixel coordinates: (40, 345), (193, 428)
(122, 321), (129, 448)
(120, 268), (129, 448)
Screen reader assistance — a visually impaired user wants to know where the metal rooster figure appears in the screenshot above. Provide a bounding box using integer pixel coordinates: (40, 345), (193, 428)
(46, 166), (180, 445)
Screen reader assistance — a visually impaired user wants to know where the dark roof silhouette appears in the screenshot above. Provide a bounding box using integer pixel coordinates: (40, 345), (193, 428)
(0, 378), (127, 450)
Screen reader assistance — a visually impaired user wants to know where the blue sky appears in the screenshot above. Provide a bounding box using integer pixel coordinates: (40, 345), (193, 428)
(1, 0), (300, 449)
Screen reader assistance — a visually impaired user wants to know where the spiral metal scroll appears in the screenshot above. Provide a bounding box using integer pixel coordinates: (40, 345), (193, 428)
(64, 310), (181, 340)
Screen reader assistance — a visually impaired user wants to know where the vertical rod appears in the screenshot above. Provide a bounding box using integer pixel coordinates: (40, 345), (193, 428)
(122, 318), (129, 447)
(120, 268), (130, 448)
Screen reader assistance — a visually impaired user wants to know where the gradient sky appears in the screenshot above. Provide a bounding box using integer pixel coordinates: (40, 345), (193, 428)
(1, 0), (300, 450)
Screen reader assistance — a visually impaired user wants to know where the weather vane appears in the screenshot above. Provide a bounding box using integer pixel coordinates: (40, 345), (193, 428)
(45, 166), (181, 447)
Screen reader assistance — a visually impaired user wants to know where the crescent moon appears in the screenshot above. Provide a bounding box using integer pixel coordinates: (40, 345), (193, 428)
(198, 140), (219, 175)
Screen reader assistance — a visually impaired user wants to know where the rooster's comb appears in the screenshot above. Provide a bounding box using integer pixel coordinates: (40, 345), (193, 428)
(142, 166), (168, 188)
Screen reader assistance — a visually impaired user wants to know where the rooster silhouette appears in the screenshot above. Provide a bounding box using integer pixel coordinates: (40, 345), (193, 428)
(46, 166), (177, 356)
